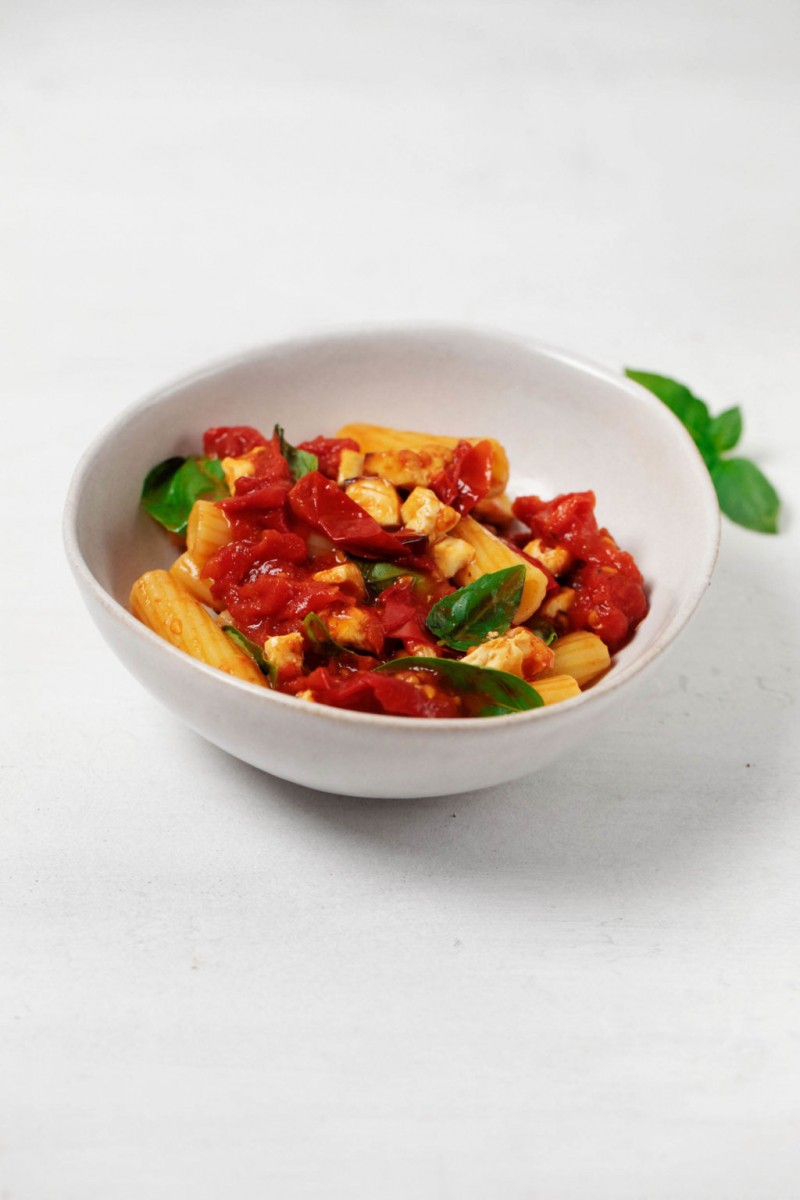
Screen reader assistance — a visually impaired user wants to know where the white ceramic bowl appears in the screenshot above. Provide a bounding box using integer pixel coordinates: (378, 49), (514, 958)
(64, 327), (719, 798)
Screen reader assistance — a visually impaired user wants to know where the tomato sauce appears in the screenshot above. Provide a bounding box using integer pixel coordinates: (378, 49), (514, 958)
(512, 491), (648, 650)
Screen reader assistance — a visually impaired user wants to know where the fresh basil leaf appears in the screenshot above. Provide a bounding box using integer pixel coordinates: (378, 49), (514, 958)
(625, 368), (780, 534)
(222, 626), (276, 684)
(303, 611), (353, 655)
(141, 455), (227, 537)
(708, 406), (743, 453)
(375, 656), (542, 715)
(354, 559), (426, 595)
(711, 458), (780, 534)
(625, 370), (711, 443)
(528, 619), (557, 647)
(426, 566), (525, 651)
(274, 424), (318, 482)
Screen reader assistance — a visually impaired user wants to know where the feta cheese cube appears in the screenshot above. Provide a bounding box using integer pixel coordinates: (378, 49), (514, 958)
(345, 478), (401, 527)
(400, 487), (459, 541)
(431, 536), (476, 578)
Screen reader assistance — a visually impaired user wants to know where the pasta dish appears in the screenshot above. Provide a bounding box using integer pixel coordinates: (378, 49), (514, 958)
(130, 422), (647, 718)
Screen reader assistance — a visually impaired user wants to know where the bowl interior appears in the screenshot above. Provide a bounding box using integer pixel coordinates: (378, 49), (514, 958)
(70, 327), (719, 696)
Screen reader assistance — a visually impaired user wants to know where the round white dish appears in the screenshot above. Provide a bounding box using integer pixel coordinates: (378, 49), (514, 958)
(64, 327), (720, 798)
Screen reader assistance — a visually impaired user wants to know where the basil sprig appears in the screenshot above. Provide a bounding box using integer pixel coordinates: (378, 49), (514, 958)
(354, 560), (427, 595)
(222, 626), (276, 684)
(426, 566), (525, 651)
(625, 370), (780, 534)
(274, 425), (318, 482)
(376, 656), (542, 716)
(303, 611), (353, 656)
(141, 456), (228, 537)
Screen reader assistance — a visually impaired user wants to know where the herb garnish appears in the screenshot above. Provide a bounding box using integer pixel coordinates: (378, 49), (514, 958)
(140, 456), (228, 537)
(274, 425), (318, 482)
(626, 370), (780, 533)
(376, 656), (542, 716)
(426, 566), (525, 651)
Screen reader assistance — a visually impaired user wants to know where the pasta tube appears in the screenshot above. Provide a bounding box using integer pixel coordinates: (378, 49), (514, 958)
(130, 570), (266, 687)
(335, 423), (509, 496)
(453, 515), (547, 623)
(533, 675), (581, 706)
(186, 500), (232, 567)
(547, 631), (610, 687)
(169, 552), (219, 609)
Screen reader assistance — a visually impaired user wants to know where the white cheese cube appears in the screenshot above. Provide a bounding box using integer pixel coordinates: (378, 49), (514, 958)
(337, 449), (365, 484)
(431, 536), (476, 578)
(345, 478), (401, 527)
(312, 562), (367, 599)
(400, 487), (460, 540)
(523, 537), (574, 577)
(461, 627), (553, 679)
(262, 631), (304, 678)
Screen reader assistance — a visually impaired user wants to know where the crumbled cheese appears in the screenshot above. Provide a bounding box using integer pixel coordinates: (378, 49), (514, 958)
(323, 606), (382, 653)
(312, 562), (367, 599)
(345, 477), (401, 527)
(400, 487), (460, 541)
(431, 536), (476, 578)
(523, 537), (573, 577)
(539, 586), (576, 621)
(262, 631), (304, 677)
(337, 448), (365, 484)
(461, 627), (554, 679)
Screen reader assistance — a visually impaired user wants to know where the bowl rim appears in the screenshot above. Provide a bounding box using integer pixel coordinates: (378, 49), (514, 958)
(63, 322), (721, 731)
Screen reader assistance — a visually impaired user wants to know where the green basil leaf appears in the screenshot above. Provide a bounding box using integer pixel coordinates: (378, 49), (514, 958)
(708, 406), (743, 453)
(354, 559), (427, 595)
(426, 566), (525, 651)
(625, 367), (780, 535)
(303, 611), (353, 656)
(528, 619), (557, 646)
(274, 424), (318, 482)
(141, 456), (228, 537)
(711, 458), (780, 534)
(625, 369), (711, 443)
(222, 626), (276, 684)
(375, 656), (542, 715)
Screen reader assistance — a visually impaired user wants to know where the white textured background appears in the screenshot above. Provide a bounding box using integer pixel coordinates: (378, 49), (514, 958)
(2, 1), (799, 1196)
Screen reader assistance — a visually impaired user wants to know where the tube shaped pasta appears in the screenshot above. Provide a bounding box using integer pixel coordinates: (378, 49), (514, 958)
(335, 423), (509, 496)
(169, 552), (219, 609)
(546, 631), (610, 687)
(453, 515), (547, 623)
(186, 500), (232, 567)
(130, 570), (266, 687)
(533, 675), (581, 706)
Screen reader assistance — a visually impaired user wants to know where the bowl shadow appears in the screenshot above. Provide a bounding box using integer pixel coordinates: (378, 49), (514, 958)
(177, 539), (795, 902)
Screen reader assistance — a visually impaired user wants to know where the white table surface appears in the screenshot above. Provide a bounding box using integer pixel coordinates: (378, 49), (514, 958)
(3, 1), (799, 1196)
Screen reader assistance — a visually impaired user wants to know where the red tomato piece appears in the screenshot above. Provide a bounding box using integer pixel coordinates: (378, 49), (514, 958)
(298, 666), (458, 718)
(569, 565), (648, 650)
(219, 479), (292, 516)
(288, 471), (409, 559)
(204, 531), (307, 588)
(249, 435), (293, 483)
(297, 436), (361, 479)
(430, 439), (493, 514)
(203, 426), (269, 459)
(376, 579), (439, 651)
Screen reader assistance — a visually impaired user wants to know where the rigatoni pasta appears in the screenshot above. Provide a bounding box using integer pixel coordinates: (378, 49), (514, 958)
(131, 421), (648, 718)
(130, 570), (266, 686)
